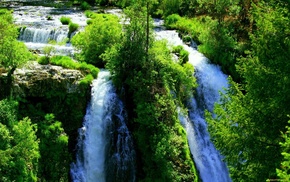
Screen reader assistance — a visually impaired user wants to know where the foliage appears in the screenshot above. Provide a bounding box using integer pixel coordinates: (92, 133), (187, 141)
(80, 1), (91, 10)
(38, 114), (70, 181)
(59, 16), (71, 25)
(207, 1), (290, 181)
(0, 99), (39, 182)
(68, 22), (79, 36)
(72, 13), (122, 68)
(105, 4), (198, 181)
(172, 45), (189, 64)
(37, 55), (99, 78)
(0, 9), (32, 71)
(79, 74), (94, 87)
(277, 121), (290, 181)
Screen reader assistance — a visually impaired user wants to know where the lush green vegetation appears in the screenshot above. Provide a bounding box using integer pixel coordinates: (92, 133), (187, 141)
(38, 55), (99, 78)
(0, 9), (91, 181)
(204, 1), (290, 181)
(1, 0), (290, 181)
(0, 9), (32, 96)
(103, 3), (198, 181)
(59, 16), (71, 25)
(72, 13), (121, 67)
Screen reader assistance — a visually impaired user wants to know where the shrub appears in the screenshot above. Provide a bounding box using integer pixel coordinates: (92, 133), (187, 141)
(84, 10), (94, 18)
(179, 49), (189, 64)
(38, 56), (50, 65)
(79, 74), (94, 87)
(60, 16), (71, 25)
(86, 19), (93, 25)
(46, 16), (53, 21)
(164, 14), (181, 28)
(172, 45), (189, 64)
(68, 22), (79, 36)
(172, 45), (183, 54)
(80, 2), (91, 10)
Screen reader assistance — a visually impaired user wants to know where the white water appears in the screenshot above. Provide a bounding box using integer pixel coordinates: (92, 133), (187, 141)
(12, 5), (88, 56)
(70, 70), (136, 182)
(19, 27), (68, 43)
(156, 30), (231, 182)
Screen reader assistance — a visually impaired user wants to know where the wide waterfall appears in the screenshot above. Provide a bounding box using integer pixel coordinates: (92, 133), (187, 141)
(12, 5), (88, 56)
(156, 30), (231, 182)
(70, 70), (136, 182)
(19, 27), (68, 43)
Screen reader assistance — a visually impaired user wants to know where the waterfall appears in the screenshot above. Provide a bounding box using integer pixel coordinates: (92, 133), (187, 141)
(156, 30), (231, 182)
(19, 27), (68, 43)
(12, 5), (88, 57)
(70, 70), (136, 182)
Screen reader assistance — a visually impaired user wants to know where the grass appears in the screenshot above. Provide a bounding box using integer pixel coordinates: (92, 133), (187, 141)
(38, 55), (99, 78)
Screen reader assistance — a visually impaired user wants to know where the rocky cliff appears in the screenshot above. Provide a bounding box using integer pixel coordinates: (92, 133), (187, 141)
(1, 61), (91, 152)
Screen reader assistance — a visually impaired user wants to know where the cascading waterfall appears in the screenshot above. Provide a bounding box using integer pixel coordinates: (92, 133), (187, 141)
(19, 27), (68, 43)
(70, 70), (136, 182)
(12, 5), (88, 56)
(156, 30), (231, 182)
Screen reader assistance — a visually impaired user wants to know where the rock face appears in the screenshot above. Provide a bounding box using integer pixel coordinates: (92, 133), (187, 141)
(12, 61), (84, 97)
(8, 61), (91, 153)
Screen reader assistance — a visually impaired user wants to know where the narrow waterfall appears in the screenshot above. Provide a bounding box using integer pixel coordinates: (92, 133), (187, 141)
(70, 70), (136, 182)
(156, 30), (231, 182)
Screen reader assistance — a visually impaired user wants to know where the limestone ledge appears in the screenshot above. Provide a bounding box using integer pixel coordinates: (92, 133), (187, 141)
(12, 61), (85, 97)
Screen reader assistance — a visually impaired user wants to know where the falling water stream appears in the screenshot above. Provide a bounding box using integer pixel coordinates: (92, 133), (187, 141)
(70, 70), (136, 182)
(156, 30), (231, 182)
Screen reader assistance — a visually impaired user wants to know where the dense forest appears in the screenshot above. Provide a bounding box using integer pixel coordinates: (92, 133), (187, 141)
(0, 0), (290, 181)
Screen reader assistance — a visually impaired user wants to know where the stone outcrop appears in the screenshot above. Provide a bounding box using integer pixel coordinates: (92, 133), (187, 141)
(12, 61), (85, 97)
(3, 61), (91, 153)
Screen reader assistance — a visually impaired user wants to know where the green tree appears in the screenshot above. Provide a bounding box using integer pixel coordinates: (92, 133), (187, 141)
(197, 0), (240, 22)
(105, 3), (198, 181)
(207, 1), (290, 181)
(0, 99), (39, 181)
(277, 121), (290, 181)
(71, 13), (122, 67)
(0, 9), (32, 96)
(38, 114), (70, 182)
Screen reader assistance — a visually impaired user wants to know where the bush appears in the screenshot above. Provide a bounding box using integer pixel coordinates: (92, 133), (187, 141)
(68, 22), (79, 36)
(79, 74), (94, 87)
(179, 49), (189, 64)
(164, 14), (181, 28)
(86, 19), (93, 25)
(38, 56), (50, 65)
(46, 16), (53, 20)
(172, 45), (189, 64)
(80, 2), (91, 10)
(84, 10), (94, 18)
(60, 16), (71, 25)
(172, 45), (183, 54)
